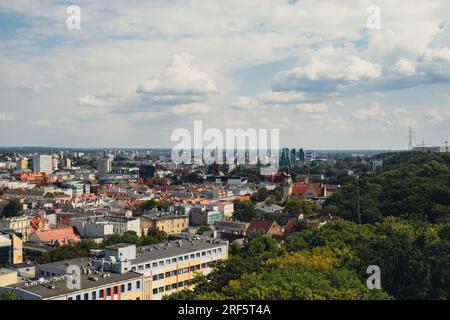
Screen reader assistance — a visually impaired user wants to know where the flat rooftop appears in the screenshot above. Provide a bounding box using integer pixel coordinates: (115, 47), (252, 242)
(132, 237), (227, 264)
(12, 271), (142, 299)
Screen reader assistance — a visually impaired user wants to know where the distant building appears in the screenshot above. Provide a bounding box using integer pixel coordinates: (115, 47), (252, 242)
(16, 158), (28, 171)
(61, 158), (72, 169)
(141, 209), (189, 235)
(279, 148), (291, 167)
(413, 146), (441, 153)
(298, 148), (305, 163)
(304, 150), (318, 162)
(190, 205), (225, 226)
(70, 215), (141, 238)
(204, 176), (247, 186)
(98, 158), (112, 174)
(139, 164), (155, 179)
(33, 155), (53, 175)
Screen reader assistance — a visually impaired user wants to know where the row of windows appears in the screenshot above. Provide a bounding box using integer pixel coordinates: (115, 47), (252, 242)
(151, 261), (218, 281)
(67, 281), (141, 300)
(132, 247), (223, 271)
(152, 280), (190, 295)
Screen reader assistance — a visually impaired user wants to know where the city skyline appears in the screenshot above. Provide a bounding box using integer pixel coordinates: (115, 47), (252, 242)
(0, 1), (450, 149)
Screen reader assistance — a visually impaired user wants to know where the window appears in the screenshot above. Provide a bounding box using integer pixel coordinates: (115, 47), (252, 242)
(218, 248), (222, 253)
(145, 264), (151, 269)
(178, 269), (183, 275)
(196, 252), (200, 257)
(213, 249), (217, 254)
(165, 271), (170, 278)
(132, 267), (136, 271)
(201, 263), (207, 268)
(183, 267), (189, 273)
(76, 295), (81, 300)
(107, 288), (111, 296)
(166, 259), (171, 264)
(172, 258), (177, 263)
(190, 254), (195, 259)
(153, 288), (158, 295)
(153, 275), (158, 281)
(184, 255), (189, 260)
(165, 285), (170, 291)
(158, 273), (164, 280)
(171, 283), (177, 290)
(68, 297), (73, 300)
(202, 251), (206, 256)
(114, 286), (118, 295)
(178, 256), (183, 262)
(207, 250), (211, 255)
(152, 262), (157, 267)
(138, 265), (143, 271)
(121, 284), (125, 292)
(178, 281), (183, 288)
(99, 290), (104, 298)
(84, 293), (89, 300)
(128, 283), (132, 291)
(136, 281), (141, 289)
(184, 280), (189, 286)
(190, 266), (195, 272)
(158, 287), (164, 293)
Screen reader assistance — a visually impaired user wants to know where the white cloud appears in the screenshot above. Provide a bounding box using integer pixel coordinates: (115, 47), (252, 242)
(293, 103), (328, 113)
(137, 54), (216, 95)
(0, 113), (13, 121)
(395, 58), (416, 76)
(27, 119), (51, 127)
(232, 96), (259, 110)
(170, 103), (209, 115)
(353, 102), (385, 121)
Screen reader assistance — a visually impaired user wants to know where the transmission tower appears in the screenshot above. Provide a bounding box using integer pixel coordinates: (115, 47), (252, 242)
(355, 175), (361, 225)
(408, 127), (416, 151)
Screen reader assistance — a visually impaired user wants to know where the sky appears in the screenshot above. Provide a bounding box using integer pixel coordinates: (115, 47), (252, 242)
(0, 0), (449, 150)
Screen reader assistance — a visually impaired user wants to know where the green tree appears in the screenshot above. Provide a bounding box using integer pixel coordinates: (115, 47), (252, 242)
(196, 225), (212, 235)
(0, 291), (22, 300)
(232, 200), (256, 222)
(1, 199), (22, 217)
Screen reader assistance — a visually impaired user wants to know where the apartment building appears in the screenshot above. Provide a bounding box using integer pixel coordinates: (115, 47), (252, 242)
(0, 271), (144, 300)
(0, 216), (31, 240)
(141, 209), (189, 235)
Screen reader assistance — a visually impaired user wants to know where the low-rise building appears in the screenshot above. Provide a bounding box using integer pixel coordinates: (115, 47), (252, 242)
(70, 215), (141, 238)
(141, 208), (189, 235)
(189, 205), (225, 226)
(0, 216), (30, 240)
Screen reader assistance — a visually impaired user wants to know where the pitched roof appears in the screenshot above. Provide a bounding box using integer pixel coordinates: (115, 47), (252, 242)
(247, 218), (278, 234)
(30, 226), (80, 244)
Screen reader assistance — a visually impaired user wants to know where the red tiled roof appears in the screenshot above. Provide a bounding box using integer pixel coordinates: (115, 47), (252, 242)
(31, 226), (80, 244)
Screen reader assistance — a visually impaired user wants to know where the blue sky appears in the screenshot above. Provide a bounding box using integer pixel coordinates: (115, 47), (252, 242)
(0, 0), (449, 150)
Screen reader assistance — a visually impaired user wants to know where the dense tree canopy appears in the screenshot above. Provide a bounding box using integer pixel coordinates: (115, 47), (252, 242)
(323, 153), (450, 224)
(232, 200), (256, 222)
